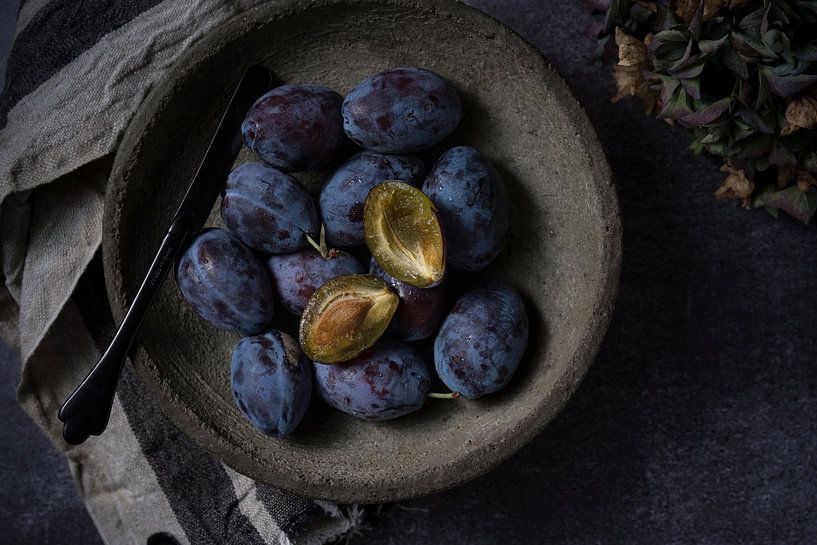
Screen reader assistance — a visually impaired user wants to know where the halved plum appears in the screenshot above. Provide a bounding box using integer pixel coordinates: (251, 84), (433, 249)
(363, 181), (445, 288)
(299, 274), (398, 363)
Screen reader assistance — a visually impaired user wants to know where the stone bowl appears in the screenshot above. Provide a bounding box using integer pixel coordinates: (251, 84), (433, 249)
(103, 0), (621, 503)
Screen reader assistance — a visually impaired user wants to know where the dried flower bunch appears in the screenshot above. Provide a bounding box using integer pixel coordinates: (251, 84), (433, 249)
(588, 0), (817, 222)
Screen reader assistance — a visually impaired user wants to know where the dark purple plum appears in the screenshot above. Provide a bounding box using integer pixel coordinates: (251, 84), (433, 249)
(221, 162), (319, 254)
(231, 330), (311, 437)
(313, 337), (431, 421)
(175, 228), (274, 334)
(342, 67), (462, 154)
(267, 249), (364, 315)
(242, 84), (345, 171)
(319, 151), (425, 247)
(434, 282), (528, 399)
(422, 146), (509, 271)
(369, 259), (447, 341)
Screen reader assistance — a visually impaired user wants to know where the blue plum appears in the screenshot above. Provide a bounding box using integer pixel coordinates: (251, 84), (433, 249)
(231, 330), (312, 437)
(267, 249), (364, 315)
(313, 337), (431, 420)
(319, 151), (425, 246)
(175, 228), (274, 334)
(242, 84), (345, 171)
(221, 162), (319, 254)
(369, 259), (447, 341)
(342, 67), (462, 154)
(422, 146), (509, 271)
(434, 282), (528, 399)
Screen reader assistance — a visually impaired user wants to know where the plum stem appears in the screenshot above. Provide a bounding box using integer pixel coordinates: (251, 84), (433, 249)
(306, 224), (330, 259)
(319, 223), (329, 256)
(427, 392), (460, 399)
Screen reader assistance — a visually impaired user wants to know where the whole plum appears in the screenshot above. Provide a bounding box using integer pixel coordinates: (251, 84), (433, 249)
(342, 67), (462, 154)
(369, 259), (447, 341)
(267, 249), (364, 315)
(221, 162), (319, 254)
(175, 228), (274, 334)
(434, 281), (528, 399)
(319, 151), (425, 247)
(231, 330), (312, 437)
(242, 84), (345, 171)
(422, 146), (509, 271)
(313, 337), (431, 421)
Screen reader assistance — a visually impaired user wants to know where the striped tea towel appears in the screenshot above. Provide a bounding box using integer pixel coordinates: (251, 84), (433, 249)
(0, 1), (363, 543)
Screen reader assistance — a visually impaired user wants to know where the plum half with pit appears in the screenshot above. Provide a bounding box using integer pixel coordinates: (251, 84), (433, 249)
(267, 246), (364, 315)
(299, 274), (398, 364)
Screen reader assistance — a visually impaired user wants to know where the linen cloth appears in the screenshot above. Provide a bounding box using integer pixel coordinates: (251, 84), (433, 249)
(0, 1), (363, 543)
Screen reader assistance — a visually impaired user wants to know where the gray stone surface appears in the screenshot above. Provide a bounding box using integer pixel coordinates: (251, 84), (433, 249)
(3, 1), (817, 543)
(103, 0), (619, 504)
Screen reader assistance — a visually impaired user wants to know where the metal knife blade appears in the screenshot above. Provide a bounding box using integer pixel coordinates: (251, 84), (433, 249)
(174, 64), (272, 231)
(58, 65), (272, 445)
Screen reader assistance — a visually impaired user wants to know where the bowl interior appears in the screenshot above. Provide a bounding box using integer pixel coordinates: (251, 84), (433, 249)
(104, 0), (620, 503)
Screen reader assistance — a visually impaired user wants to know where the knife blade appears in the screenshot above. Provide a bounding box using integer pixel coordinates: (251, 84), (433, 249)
(58, 65), (272, 445)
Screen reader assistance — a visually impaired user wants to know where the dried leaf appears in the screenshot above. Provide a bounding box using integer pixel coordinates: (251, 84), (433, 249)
(658, 82), (693, 119)
(604, 0), (622, 32)
(703, 0), (725, 20)
(612, 66), (659, 113)
(705, 0), (751, 20)
(768, 138), (797, 166)
(735, 105), (775, 134)
(673, 0), (749, 22)
(681, 97), (732, 126)
(612, 65), (643, 100)
(611, 28), (658, 114)
(721, 45), (750, 79)
(673, 0), (699, 22)
(777, 165), (798, 188)
(615, 27), (649, 66)
(780, 91), (817, 135)
(797, 170), (817, 192)
(653, 29), (688, 43)
(732, 32), (778, 61)
(804, 151), (817, 173)
(753, 184), (817, 223)
(715, 164), (755, 206)
(672, 60), (706, 79)
(762, 67), (817, 98)
(681, 77), (702, 99)
(698, 35), (729, 55)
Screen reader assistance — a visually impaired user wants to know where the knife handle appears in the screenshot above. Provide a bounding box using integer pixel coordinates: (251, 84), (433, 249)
(58, 214), (190, 445)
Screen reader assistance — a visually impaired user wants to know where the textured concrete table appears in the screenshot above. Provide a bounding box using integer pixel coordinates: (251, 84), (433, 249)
(2, 1), (817, 544)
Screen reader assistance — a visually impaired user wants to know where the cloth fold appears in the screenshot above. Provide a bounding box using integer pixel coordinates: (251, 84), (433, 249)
(0, 1), (362, 543)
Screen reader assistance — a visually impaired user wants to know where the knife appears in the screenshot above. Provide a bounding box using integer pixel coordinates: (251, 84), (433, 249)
(58, 65), (272, 445)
